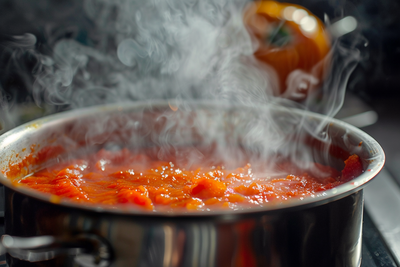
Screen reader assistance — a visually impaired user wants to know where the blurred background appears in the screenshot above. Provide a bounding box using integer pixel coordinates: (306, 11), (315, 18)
(0, 0), (399, 266)
(1, 0), (399, 136)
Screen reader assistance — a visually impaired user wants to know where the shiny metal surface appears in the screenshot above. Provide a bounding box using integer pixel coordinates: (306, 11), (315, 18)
(4, 187), (364, 267)
(0, 101), (385, 214)
(0, 101), (385, 266)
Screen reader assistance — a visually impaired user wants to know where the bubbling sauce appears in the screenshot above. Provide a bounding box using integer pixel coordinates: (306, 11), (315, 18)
(18, 148), (363, 211)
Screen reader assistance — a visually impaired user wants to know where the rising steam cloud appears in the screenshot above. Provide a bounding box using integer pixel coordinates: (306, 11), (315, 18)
(1, 0), (360, 124)
(0, 0), (362, 177)
(32, 0), (276, 109)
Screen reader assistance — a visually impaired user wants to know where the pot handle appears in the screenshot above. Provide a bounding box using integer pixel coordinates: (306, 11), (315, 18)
(0, 233), (113, 267)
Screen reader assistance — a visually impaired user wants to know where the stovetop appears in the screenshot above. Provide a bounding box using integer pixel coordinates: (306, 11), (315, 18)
(362, 206), (398, 267)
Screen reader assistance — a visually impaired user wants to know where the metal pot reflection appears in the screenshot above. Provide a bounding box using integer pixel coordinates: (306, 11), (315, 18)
(0, 101), (384, 267)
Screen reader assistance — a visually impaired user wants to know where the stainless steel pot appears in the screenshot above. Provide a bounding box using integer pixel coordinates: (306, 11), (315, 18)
(0, 101), (385, 267)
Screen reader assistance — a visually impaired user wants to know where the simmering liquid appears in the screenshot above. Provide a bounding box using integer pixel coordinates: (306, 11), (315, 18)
(18, 148), (363, 211)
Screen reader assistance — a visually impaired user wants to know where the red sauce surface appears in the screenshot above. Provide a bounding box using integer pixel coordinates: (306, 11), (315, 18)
(17, 148), (363, 211)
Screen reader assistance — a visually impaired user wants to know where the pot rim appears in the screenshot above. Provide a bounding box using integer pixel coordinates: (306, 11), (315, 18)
(0, 100), (385, 218)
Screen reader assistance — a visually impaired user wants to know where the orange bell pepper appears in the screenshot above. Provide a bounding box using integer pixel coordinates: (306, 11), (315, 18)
(244, 1), (331, 98)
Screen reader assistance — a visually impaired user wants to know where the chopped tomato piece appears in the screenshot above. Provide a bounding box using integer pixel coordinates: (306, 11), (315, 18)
(117, 189), (153, 210)
(191, 178), (227, 199)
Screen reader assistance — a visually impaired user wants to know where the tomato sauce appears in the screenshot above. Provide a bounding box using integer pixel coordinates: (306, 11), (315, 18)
(17, 148), (363, 211)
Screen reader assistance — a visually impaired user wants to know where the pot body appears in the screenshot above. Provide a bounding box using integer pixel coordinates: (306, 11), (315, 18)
(0, 101), (384, 267)
(5, 186), (363, 267)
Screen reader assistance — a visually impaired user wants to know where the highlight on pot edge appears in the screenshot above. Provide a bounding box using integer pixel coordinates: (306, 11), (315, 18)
(244, 0), (331, 99)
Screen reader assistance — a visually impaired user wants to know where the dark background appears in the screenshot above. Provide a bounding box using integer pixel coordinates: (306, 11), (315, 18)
(1, 0), (399, 158)
(0, 0), (400, 165)
(1, 0), (399, 168)
(1, 0), (400, 101)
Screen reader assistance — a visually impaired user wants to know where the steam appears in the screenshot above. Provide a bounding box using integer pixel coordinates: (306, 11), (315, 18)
(28, 0), (281, 108)
(0, 0), (363, 177)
